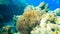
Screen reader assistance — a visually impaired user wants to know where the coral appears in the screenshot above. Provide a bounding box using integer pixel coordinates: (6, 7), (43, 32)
(16, 6), (41, 34)
(55, 16), (60, 24)
(15, 2), (60, 34)
(53, 8), (60, 16)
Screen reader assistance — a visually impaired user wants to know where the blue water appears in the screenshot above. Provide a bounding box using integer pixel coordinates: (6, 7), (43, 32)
(1, 0), (60, 26)
(0, 21), (14, 27)
(26, 0), (60, 10)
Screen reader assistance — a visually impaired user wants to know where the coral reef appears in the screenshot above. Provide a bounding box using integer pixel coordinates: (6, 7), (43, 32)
(16, 5), (41, 34)
(15, 2), (60, 34)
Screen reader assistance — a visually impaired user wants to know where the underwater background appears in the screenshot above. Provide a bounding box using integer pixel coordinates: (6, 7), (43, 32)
(0, 0), (60, 25)
(0, 0), (60, 34)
